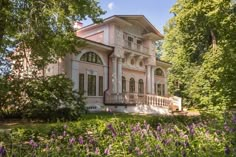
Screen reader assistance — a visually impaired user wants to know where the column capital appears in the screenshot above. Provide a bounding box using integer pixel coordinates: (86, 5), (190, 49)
(117, 57), (123, 63)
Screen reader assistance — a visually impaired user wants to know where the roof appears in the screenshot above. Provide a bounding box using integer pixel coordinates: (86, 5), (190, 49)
(78, 15), (163, 39)
(156, 58), (172, 66)
(77, 37), (114, 51)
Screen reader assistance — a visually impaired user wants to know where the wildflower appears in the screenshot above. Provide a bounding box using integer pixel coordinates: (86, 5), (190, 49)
(0, 146), (6, 157)
(104, 145), (111, 155)
(69, 137), (76, 145)
(63, 130), (67, 137)
(232, 114), (236, 124)
(29, 139), (38, 148)
(156, 124), (162, 132)
(188, 124), (195, 136)
(64, 124), (67, 130)
(183, 140), (190, 148)
(95, 147), (100, 155)
(78, 135), (84, 145)
(225, 145), (230, 155)
(89, 136), (95, 145)
(107, 124), (117, 137)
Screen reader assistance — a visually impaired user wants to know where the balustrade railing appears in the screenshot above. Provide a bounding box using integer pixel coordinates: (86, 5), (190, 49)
(123, 40), (149, 54)
(105, 92), (171, 107)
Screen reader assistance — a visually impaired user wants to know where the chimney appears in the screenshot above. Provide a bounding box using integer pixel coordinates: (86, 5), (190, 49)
(73, 21), (83, 30)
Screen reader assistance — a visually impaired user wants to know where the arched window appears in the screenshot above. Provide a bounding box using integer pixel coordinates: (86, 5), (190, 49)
(122, 76), (126, 92)
(129, 78), (135, 93)
(155, 68), (164, 76)
(138, 79), (144, 94)
(80, 52), (103, 65)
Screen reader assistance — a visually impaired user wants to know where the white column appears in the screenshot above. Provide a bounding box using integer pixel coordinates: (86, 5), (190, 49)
(103, 66), (108, 91)
(151, 67), (155, 94)
(112, 57), (117, 94)
(146, 65), (151, 94)
(117, 58), (122, 93)
(71, 61), (79, 91)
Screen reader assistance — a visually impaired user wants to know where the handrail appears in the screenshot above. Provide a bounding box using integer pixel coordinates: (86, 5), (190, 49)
(105, 92), (172, 107)
(123, 40), (149, 54)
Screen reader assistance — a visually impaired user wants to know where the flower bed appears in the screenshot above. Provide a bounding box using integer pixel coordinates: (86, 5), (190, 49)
(0, 113), (235, 156)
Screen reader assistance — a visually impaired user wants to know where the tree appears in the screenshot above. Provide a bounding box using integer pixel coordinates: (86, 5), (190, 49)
(0, 0), (105, 71)
(155, 40), (163, 59)
(163, 0), (236, 110)
(0, 0), (105, 119)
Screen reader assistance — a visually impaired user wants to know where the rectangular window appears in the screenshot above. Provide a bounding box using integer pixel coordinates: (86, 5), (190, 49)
(137, 39), (142, 50)
(157, 84), (162, 96)
(162, 84), (165, 96)
(79, 73), (84, 93)
(99, 76), (103, 96)
(154, 83), (157, 94)
(128, 36), (133, 48)
(88, 75), (96, 96)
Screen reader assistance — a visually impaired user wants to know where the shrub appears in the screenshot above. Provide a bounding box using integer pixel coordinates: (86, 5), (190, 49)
(0, 75), (85, 121)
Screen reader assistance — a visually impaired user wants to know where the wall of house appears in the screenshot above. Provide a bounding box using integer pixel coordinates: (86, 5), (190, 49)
(77, 25), (110, 45)
(122, 68), (146, 94)
(71, 48), (109, 106)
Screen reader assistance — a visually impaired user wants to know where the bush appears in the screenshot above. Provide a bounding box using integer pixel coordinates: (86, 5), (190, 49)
(0, 75), (85, 121)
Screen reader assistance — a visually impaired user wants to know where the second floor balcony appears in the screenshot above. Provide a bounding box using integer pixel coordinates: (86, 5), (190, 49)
(123, 32), (149, 54)
(124, 40), (149, 54)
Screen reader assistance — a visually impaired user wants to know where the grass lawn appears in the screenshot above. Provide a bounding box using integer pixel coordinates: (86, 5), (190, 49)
(0, 112), (235, 156)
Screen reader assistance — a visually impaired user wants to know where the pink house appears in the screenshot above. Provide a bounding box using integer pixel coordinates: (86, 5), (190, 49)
(46, 15), (181, 114)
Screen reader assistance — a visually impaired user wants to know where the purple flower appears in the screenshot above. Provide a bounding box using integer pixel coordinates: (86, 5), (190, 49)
(156, 124), (162, 132)
(232, 114), (236, 124)
(64, 124), (67, 130)
(188, 124), (195, 135)
(29, 139), (38, 148)
(0, 146), (6, 156)
(104, 145), (111, 155)
(225, 145), (230, 155)
(78, 136), (84, 145)
(69, 137), (75, 145)
(224, 123), (230, 132)
(107, 124), (117, 137)
(184, 140), (190, 148)
(63, 130), (67, 137)
(95, 147), (100, 155)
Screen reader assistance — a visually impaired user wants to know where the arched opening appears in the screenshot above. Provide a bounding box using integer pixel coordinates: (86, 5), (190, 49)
(155, 68), (164, 76)
(138, 79), (144, 94)
(122, 76), (126, 92)
(129, 78), (135, 93)
(80, 51), (103, 65)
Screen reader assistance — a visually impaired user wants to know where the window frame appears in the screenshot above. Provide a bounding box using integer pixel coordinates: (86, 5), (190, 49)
(87, 74), (96, 96)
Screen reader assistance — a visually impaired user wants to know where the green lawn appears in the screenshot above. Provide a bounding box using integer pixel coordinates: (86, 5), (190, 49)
(0, 112), (235, 156)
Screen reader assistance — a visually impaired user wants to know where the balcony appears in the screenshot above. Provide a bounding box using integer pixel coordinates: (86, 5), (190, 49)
(123, 40), (149, 54)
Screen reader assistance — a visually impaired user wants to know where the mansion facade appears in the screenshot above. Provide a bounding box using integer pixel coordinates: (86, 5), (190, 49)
(47, 15), (181, 114)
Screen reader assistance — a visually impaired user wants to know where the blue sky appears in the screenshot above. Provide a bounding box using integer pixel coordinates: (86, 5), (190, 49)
(82, 0), (176, 33)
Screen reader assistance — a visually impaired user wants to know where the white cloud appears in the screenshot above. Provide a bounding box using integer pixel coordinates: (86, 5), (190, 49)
(108, 2), (114, 10)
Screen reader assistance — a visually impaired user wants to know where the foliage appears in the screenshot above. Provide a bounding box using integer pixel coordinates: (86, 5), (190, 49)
(155, 40), (163, 59)
(0, 0), (105, 70)
(162, 0), (236, 109)
(0, 75), (86, 120)
(0, 113), (235, 156)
